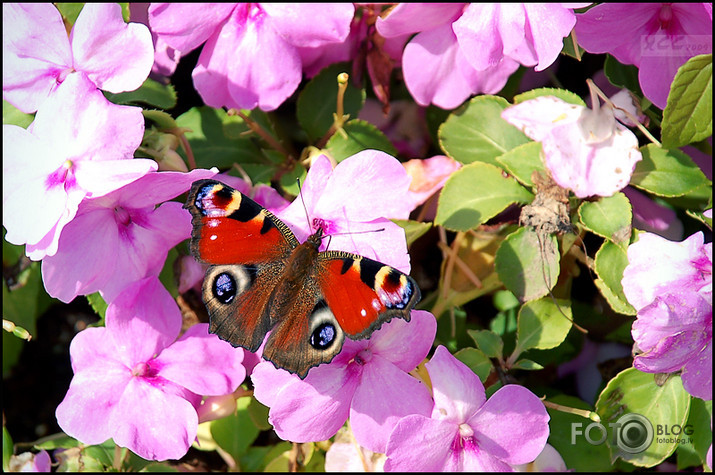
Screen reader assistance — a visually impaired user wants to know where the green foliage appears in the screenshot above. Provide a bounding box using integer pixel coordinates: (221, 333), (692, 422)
(662, 54), (712, 148)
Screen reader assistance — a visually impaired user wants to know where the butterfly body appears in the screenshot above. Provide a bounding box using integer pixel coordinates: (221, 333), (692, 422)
(185, 179), (420, 378)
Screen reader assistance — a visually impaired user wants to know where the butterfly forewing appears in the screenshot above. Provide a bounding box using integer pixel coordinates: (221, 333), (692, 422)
(185, 179), (297, 265)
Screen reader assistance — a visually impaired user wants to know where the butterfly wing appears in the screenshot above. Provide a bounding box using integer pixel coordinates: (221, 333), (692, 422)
(184, 179), (298, 352)
(261, 285), (347, 379)
(316, 251), (421, 339)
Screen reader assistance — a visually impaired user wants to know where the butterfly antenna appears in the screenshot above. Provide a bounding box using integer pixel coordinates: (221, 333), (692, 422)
(296, 178), (312, 231)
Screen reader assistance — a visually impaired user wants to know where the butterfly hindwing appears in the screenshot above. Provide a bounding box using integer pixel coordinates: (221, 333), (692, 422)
(261, 290), (347, 378)
(316, 251), (421, 338)
(203, 263), (278, 352)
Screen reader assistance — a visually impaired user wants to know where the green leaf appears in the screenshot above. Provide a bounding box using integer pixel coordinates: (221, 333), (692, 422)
(211, 397), (260, 461)
(662, 54), (712, 148)
(2, 100), (33, 128)
(495, 227), (559, 302)
(3, 427), (12, 472)
(595, 368), (691, 467)
(435, 162), (533, 231)
(325, 119), (397, 162)
(515, 297), (572, 353)
(495, 141), (545, 188)
(510, 359), (544, 370)
(685, 398), (712, 469)
(594, 241), (636, 315)
(454, 347), (493, 382)
(297, 63), (365, 142)
(104, 78), (177, 109)
(513, 87), (586, 106)
(547, 394), (613, 472)
(578, 193), (632, 249)
(394, 219), (433, 246)
(439, 95), (530, 166)
(176, 106), (264, 172)
(604, 55), (642, 94)
(631, 144), (711, 197)
(467, 329), (503, 358)
(86, 293), (108, 321)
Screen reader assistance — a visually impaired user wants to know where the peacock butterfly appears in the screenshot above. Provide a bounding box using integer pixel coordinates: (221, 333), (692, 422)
(184, 179), (421, 378)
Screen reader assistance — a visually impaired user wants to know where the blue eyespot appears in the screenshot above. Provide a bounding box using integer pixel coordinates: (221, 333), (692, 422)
(310, 323), (336, 350)
(213, 273), (236, 304)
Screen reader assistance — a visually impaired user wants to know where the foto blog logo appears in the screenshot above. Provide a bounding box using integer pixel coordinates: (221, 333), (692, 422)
(571, 413), (654, 454)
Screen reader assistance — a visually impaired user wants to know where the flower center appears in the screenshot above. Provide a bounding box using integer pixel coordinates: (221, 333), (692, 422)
(131, 361), (157, 378)
(354, 349), (373, 366)
(45, 159), (75, 190)
(658, 4), (673, 30)
(114, 206), (132, 227)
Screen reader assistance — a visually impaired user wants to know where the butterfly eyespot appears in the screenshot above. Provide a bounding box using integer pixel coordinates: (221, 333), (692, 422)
(310, 322), (336, 350)
(213, 272), (237, 304)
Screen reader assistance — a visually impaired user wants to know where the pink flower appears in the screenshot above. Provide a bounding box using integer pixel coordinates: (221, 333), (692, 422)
(276, 151), (414, 272)
(622, 231), (712, 400)
(623, 186), (683, 241)
(501, 95), (642, 198)
(41, 168), (217, 303)
(452, 3), (588, 72)
(2, 3), (153, 113)
(377, 4), (520, 109)
(384, 346), (550, 471)
(128, 3), (182, 80)
(148, 4), (355, 111)
(403, 155), (462, 211)
(251, 310), (436, 453)
(575, 3), (713, 109)
(56, 277), (245, 461)
(3, 73), (156, 261)
(8, 450), (51, 472)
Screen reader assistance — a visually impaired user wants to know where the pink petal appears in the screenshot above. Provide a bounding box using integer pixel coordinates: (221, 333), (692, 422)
(30, 73), (145, 165)
(631, 292), (711, 353)
(261, 4), (354, 48)
(106, 277), (182, 366)
(74, 159), (158, 199)
(681, 341), (712, 400)
(156, 323), (245, 395)
(522, 4), (577, 71)
(148, 3), (236, 53)
(316, 150), (413, 221)
(98, 203), (192, 302)
(370, 310), (437, 372)
(402, 24), (476, 108)
(70, 3), (154, 93)
(376, 3), (465, 38)
(41, 207), (119, 302)
(426, 346), (486, 424)
(384, 415), (456, 471)
(350, 356), (433, 453)
(324, 218), (411, 272)
(67, 326), (123, 375)
(56, 361), (131, 445)
(468, 384), (550, 465)
(542, 120), (642, 198)
(193, 7), (302, 111)
(2, 126), (73, 250)
(109, 168), (218, 208)
(112, 377), (198, 461)
(2, 3), (72, 113)
(623, 232), (708, 310)
(575, 4), (662, 65)
(502, 95), (583, 141)
(453, 3), (511, 71)
(623, 187), (683, 241)
(251, 361), (357, 442)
